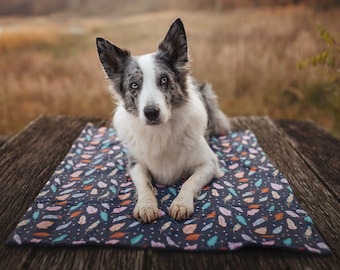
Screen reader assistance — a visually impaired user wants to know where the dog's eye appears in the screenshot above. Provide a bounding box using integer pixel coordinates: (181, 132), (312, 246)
(160, 76), (168, 85)
(131, 82), (138, 89)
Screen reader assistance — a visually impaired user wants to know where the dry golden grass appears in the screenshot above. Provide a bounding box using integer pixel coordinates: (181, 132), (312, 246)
(0, 6), (339, 136)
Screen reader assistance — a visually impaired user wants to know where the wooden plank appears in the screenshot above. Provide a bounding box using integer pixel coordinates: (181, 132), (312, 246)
(0, 134), (10, 147)
(0, 115), (144, 270)
(152, 248), (335, 270)
(275, 119), (340, 200)
(26, 247), (144, 270)
(151, 116), (340, 270)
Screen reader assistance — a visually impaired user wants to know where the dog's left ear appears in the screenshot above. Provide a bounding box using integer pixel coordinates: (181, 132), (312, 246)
(96, 37), (131, 80)
(158, 18), (188, 68)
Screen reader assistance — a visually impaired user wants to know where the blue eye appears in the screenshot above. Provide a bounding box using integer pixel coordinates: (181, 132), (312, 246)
(160, 76), (168, 85)
(131, 82), (138, 89)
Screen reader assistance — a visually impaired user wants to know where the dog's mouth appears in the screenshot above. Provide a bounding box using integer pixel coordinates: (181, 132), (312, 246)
(145, 119), (162, 126)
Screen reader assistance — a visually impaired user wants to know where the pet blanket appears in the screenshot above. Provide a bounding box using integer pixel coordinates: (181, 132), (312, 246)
(7, 124), (330, 254)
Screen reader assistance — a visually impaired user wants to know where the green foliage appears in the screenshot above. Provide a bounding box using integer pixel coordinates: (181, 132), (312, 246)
(297, 24), (339, 137)
(298, 25), (339, 69)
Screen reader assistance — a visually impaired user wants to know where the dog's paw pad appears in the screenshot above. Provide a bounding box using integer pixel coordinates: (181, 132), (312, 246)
(133, 199), (160, 223)
(169, 197), (194, 221)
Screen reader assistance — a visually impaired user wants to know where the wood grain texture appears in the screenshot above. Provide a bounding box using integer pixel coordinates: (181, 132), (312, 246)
(152, 248), (334, 270)
(276, 119), (340, 200)
(0, 116), (339, 270)
(26, 247), (144, 270)
(0, 134), (10, 147)
(0, 115), (144, 270)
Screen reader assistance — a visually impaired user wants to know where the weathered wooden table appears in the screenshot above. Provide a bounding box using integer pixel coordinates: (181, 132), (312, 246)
(0, 115), (339, 270)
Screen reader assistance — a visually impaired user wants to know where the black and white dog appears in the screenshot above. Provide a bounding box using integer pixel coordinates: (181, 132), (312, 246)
(96, 18), (230, 223)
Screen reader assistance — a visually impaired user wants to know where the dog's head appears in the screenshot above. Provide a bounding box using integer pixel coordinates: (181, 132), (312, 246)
(96, 18), (189, 125)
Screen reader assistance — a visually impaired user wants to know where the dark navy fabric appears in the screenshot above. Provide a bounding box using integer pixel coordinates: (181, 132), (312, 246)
(7, 124), (330, 254)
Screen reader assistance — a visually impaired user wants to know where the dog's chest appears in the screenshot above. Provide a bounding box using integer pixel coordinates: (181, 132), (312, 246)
(128, 127), (198, 185)
(138, 136), (187, 182)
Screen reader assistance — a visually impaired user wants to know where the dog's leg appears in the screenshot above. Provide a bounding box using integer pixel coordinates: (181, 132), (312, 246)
(129, 163), (160, 223)
(169, 161), (219, 221)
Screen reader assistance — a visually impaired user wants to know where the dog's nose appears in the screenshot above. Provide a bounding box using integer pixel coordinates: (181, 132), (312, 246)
(144, 105), (160, 122)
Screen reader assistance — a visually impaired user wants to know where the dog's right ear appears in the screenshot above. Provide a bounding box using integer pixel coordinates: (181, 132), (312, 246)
(158, 18), (188, 69)
(96, 37), (130, 79)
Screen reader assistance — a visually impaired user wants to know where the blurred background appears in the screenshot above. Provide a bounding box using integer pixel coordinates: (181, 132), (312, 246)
(0, 0), (339, 137)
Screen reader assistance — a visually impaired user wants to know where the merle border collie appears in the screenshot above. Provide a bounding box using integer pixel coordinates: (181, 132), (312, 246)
(96, 18), (230, 223)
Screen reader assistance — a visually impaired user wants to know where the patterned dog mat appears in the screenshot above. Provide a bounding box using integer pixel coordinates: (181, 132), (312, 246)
(7, 123), (330, 254)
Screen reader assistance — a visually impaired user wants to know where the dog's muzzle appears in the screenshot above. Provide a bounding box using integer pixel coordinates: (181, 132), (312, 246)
(144, 105), (160, 125)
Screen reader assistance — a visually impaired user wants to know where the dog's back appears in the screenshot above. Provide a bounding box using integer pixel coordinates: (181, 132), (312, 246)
(199, 82), (231, 137)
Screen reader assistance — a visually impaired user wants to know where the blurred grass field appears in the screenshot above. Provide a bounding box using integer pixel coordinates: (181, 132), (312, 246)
(0, 6), (339, 137)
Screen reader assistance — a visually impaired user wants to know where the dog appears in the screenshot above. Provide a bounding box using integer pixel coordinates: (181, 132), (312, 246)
(96, 18), (230, 223)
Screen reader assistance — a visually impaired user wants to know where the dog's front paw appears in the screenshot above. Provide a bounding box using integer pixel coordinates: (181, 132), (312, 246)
(169, 195), (194, 221)
(133, 198), (160, 223)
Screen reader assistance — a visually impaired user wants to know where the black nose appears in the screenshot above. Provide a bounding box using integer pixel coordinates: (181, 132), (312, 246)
(144, 105), (160, 121)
